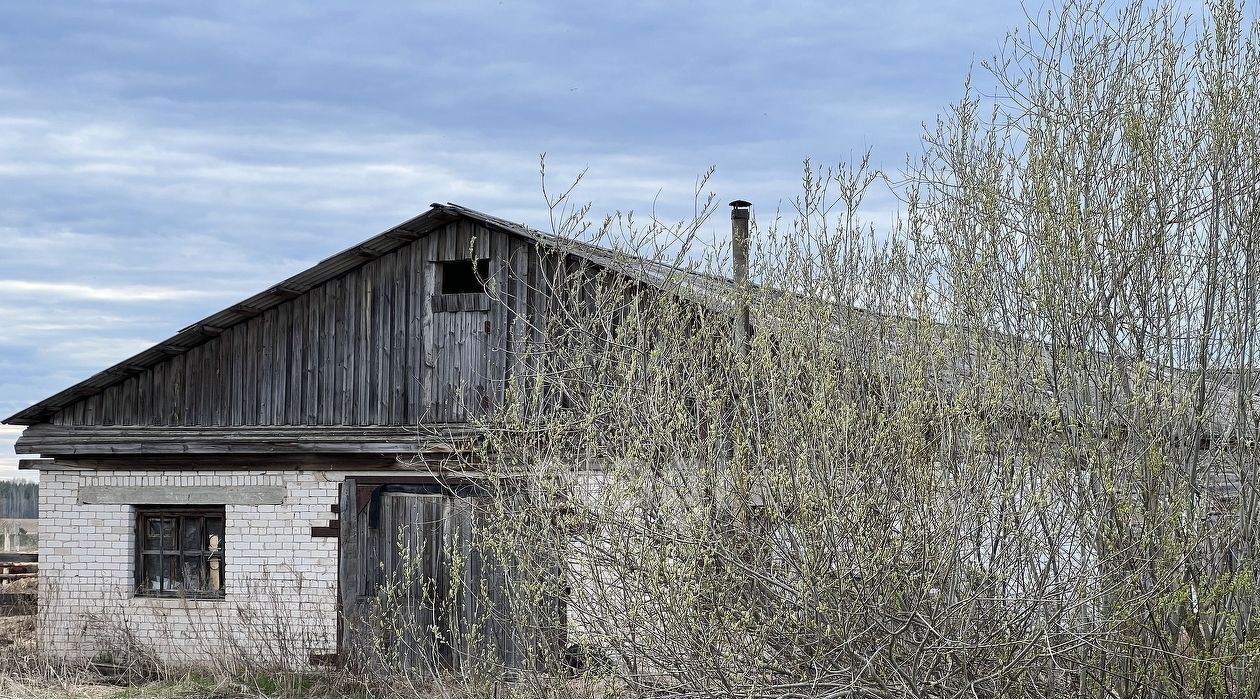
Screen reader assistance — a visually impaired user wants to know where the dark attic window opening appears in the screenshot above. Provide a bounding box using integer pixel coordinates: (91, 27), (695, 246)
(441, 259), (490, 295)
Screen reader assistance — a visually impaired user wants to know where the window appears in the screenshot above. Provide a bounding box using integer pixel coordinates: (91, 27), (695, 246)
(135, 507), (225, 598)
(439, 259), (490, 295)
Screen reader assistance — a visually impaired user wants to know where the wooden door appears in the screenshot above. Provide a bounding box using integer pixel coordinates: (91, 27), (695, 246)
(427, 309), (493, 422)
(339, 479), (523, 674)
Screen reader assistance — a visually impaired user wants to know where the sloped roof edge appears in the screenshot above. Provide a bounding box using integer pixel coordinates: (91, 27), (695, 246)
(3, 203), (559, 425)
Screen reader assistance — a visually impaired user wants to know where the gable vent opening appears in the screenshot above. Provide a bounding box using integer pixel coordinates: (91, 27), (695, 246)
(440, 259), (490, 295)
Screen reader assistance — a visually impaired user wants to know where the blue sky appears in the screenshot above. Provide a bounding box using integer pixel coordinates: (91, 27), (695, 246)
(0, 1), (1031, 476)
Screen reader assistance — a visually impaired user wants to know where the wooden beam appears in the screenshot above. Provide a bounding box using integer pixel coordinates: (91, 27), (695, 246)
(310, 524), (339, 538)
(386, 228), (422, 240)
(261, 287), (301, 302)
(308, 652), (339, 667)
(0, 553), (37, 564)
(16, 425), (485, 456)
(348, 474), (479, 485)
(229, 304), (266, 317)
(42, 454), (467, 470)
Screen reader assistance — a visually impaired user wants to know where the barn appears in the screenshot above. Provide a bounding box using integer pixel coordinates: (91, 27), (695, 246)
(4, 202), (715, 670)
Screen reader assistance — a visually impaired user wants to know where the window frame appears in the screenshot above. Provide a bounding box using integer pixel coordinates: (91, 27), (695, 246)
(433, 258), (491, 313)
(133, 506), (226, 599)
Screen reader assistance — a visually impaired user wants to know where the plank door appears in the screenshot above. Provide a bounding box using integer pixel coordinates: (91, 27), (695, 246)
(339, 480), (522, 674)
(427, 309), (493, 422)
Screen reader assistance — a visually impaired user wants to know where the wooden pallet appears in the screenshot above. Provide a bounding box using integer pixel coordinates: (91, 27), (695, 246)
(0, 552), (38, 614)
(0, 552), (37, 584)
(0, 553), (37, 564)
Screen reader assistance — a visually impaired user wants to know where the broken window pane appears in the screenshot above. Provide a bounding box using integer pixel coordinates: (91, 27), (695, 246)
(142, 554), (177, 592)
(182, 518), (203, 552)
(207, 517), (224, 547)
(145, 517), (176, 550)
(181, 556), (207, 591)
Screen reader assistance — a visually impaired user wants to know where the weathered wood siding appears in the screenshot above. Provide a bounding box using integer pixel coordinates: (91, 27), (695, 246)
(49, 221), (542, 427)
(339, 480), (526, 673)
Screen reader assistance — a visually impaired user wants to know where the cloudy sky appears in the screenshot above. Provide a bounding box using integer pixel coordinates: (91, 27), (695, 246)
(0, 1), (1034, 477)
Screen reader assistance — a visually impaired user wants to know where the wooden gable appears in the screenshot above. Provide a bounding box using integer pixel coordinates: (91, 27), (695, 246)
(43, 218), (541, 430)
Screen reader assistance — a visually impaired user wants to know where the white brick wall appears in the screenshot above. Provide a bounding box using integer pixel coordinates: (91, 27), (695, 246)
(38, 469), (343, 668)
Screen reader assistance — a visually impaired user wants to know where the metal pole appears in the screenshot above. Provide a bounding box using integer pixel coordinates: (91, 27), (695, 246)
(730, 199), (751, 354)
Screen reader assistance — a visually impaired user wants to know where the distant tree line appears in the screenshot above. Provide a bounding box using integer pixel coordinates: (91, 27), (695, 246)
(0, 480), (37, 519)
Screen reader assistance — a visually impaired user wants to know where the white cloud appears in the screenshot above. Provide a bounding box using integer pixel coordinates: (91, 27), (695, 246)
(0, 425), (29, 479)
(40, 337), (159, 370)
(0, 280), (223, 302)
(0, 307), (139, 333)
(0, 112), (554, 227)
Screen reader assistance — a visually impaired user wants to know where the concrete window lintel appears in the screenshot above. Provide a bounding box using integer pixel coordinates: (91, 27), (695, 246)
(78, 485), (285, 506)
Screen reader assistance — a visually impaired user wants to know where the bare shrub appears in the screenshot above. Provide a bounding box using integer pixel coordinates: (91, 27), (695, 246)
(461, 2), (1260, 698)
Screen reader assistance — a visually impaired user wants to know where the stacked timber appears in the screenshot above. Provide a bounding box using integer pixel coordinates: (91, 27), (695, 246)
(0, 553), (37, 616)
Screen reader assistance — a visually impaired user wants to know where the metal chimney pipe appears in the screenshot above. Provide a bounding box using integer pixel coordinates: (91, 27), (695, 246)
(730, 199), (751, 353)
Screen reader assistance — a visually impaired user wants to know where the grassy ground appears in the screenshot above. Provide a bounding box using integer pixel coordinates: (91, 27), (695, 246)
(0, 614), (386, 699)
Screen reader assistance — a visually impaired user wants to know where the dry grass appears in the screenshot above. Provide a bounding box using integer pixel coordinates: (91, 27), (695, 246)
(0, 656), (606, 699)
(0, 620), (516, 699)
(0, 583), (419, 699)
(0, 615), (327, 699)
(0, 613), (113, 699)
(0, 671), (582, 699)
(0, 586), (611, 699)
(0, 660), (381, 699)
(0, 673), (365, 699)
